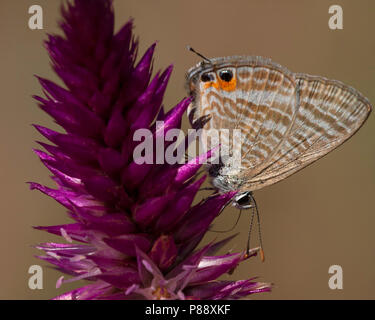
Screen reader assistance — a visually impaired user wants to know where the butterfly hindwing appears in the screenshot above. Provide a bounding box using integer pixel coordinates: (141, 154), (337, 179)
(235, 65), (298, 172)
(241, 74), (372, 191)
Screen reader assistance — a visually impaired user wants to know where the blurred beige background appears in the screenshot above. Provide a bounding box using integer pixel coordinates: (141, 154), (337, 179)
(0, 0), (374, 299)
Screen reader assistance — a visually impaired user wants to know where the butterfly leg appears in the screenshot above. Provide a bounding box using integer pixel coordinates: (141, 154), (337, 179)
(209, 208), (242, 233)
(199, 187), (216, 191)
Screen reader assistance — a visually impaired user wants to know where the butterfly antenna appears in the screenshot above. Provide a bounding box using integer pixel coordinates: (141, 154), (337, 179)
(246, 194), (265, 262)
(187, 46), (212, 64)
(246, 202), (256, 255)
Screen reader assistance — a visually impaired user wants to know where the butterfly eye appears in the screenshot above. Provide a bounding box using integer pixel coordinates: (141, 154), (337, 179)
(236, 193), (251, 206)
(219, 69), (233, 82)
(200, 72), (214, 82)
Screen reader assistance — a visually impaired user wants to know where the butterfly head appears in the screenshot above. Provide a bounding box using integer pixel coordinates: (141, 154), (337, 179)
(232, 191), (253, 210)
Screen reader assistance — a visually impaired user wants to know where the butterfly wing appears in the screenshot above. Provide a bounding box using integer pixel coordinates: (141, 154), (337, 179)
(187, 56), (372, 192)
(188, 57), (299, 172)
(241, 73), (372, 191)
(233, 63), (299, 170)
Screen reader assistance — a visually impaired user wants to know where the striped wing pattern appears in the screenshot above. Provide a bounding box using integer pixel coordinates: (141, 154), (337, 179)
(233, 66), (298, 170)
(242, 74), (372, 191)
(187, 56), (372, 192)
(191, 59), (299, 170)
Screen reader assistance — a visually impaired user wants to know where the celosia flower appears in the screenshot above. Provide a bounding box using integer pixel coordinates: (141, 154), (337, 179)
(30, 0), (271, 300)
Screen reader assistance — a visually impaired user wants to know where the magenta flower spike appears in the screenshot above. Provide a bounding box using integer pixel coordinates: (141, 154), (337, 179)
(31, 0), (271, 300)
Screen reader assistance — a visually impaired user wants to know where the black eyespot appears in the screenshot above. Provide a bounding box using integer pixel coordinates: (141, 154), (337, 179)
(219, 69), (233, 82)
(201, 73), (214, 82)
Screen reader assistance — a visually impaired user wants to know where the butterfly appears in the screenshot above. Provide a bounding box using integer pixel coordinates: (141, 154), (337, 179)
(185, 49), (372, 257)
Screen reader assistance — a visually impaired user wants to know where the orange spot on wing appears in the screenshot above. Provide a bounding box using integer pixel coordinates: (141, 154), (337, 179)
(204, 81), (219, 90)
(203, 77), (237, 92)
(219, 77), (237, 92)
